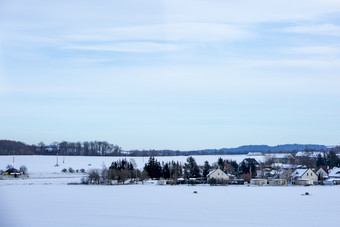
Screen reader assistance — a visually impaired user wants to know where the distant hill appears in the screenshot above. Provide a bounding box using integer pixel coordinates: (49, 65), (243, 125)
(190, 144), (328, 155)
(0, 139), (329, 156)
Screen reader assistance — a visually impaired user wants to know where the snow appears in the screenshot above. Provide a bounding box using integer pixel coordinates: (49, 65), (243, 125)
(0, 155), (265, 178)
(1, 184), (340, 227)
(291, 168), (308, 178)
(1, 155), (340, 226)
(328, 167), (340, 178)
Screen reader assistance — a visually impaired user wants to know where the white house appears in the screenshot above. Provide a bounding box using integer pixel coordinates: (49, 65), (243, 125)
(290, 168), (317, 185)
(315, 167), (328, 180)
(207, 169), (229, 181)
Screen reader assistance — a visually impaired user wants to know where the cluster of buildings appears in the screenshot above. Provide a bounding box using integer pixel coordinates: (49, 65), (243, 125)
(207, 153), (340, 186)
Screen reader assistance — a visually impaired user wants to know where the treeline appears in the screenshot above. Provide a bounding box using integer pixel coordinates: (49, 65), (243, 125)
(0, 140), (34, 155)
(1, 139), (338, 157)
(84, 156), (256, 185)
(0, 140), (122, 156)
(143, 156), (242, 180)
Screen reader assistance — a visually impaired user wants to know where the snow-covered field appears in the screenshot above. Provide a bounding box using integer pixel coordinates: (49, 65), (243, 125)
(1, 155), (340, 227)
(1, 184), (340, 227)
(0, 154), (264, 178)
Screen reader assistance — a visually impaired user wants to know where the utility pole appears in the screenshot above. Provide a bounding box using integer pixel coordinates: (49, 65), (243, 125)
(55, 152), (59, 167)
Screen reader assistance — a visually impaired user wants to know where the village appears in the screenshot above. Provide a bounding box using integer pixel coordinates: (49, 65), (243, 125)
(206, 154), (340, 186)
(1, 149), (340, 187)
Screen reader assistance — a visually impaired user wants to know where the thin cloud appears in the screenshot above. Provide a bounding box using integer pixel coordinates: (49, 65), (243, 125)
(242, 58), (340, 69)
(67, 23), (252, 42)
(285, 45), (340, 56)
(63, 42), (180, 53)
(279, 24), (340, 36)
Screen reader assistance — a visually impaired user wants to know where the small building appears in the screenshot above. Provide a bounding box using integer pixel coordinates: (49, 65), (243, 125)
(324, 178), (340, 185)
(2, 167), (22, 178)
(328, 167), (340, 178)
(250, 179), (267, 185)
(290, 168), (317, 185)
(268, 179), (287, 186)
(294, 179), (315, 186)
(207, 169), (229, 181)
(276, 169), (293, 181)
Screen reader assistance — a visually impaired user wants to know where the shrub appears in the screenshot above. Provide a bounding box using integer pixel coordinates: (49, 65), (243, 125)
(61, 168), (67, 173)
(68, 167), (75, 173)
(88, 169), (100, 184)
(20, 165), (28, 175)
(81, 177), (89, 184)
(208, 178), (217, 185)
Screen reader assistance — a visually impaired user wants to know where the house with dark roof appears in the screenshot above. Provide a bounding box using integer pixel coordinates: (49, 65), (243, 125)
(239, 158), (260, 167)
(3, 167), (21, 178)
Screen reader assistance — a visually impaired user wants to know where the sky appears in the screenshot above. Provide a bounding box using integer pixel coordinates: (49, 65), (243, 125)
(0, 0), (340, 150)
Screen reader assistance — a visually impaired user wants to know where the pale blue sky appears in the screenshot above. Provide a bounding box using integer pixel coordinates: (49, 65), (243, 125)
(1, 0), (340, 150)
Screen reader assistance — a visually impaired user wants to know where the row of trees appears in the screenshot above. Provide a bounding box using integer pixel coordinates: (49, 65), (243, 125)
(84, 156), (242, 184)
(315, 151), (340, 168)
(36, 141), (122, 156)
(85, 159), (148, 184)
(143, 156), (242, 180)
(0, 140), (122, 156)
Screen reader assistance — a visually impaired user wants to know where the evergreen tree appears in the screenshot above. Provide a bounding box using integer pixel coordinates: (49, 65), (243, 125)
(184, 156), (201, 178)
(144, 156), (162, 179)
(203, 161), (211, 178)
(162, 162), (171, 179)
(217, 157), (224, 170)
(327, 151), (340, 168)
(316, 153), (326, 167)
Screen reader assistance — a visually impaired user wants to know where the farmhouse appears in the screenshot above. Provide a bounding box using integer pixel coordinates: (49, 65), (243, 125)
(290, 168), (317, 185)
(207, 169), (229, 181)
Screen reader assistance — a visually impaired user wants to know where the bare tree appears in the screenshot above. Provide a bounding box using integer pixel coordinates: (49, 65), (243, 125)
(88, 169), (100, 184)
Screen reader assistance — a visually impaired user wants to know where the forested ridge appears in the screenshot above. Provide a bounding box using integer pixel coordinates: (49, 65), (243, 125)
(0, 139), (333, 156)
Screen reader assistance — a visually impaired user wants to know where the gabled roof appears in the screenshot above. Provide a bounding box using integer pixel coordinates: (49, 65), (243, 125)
(207, 168), (223, 177)
(290, 168), (308, 178)
(241, 158), (259, 166)
(5, 167), (20, 173)
(296, 151), (325, 158)
(316, 167), (329, 174)
(266, 153), (292, 159)
(328, 167), (340, 178)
